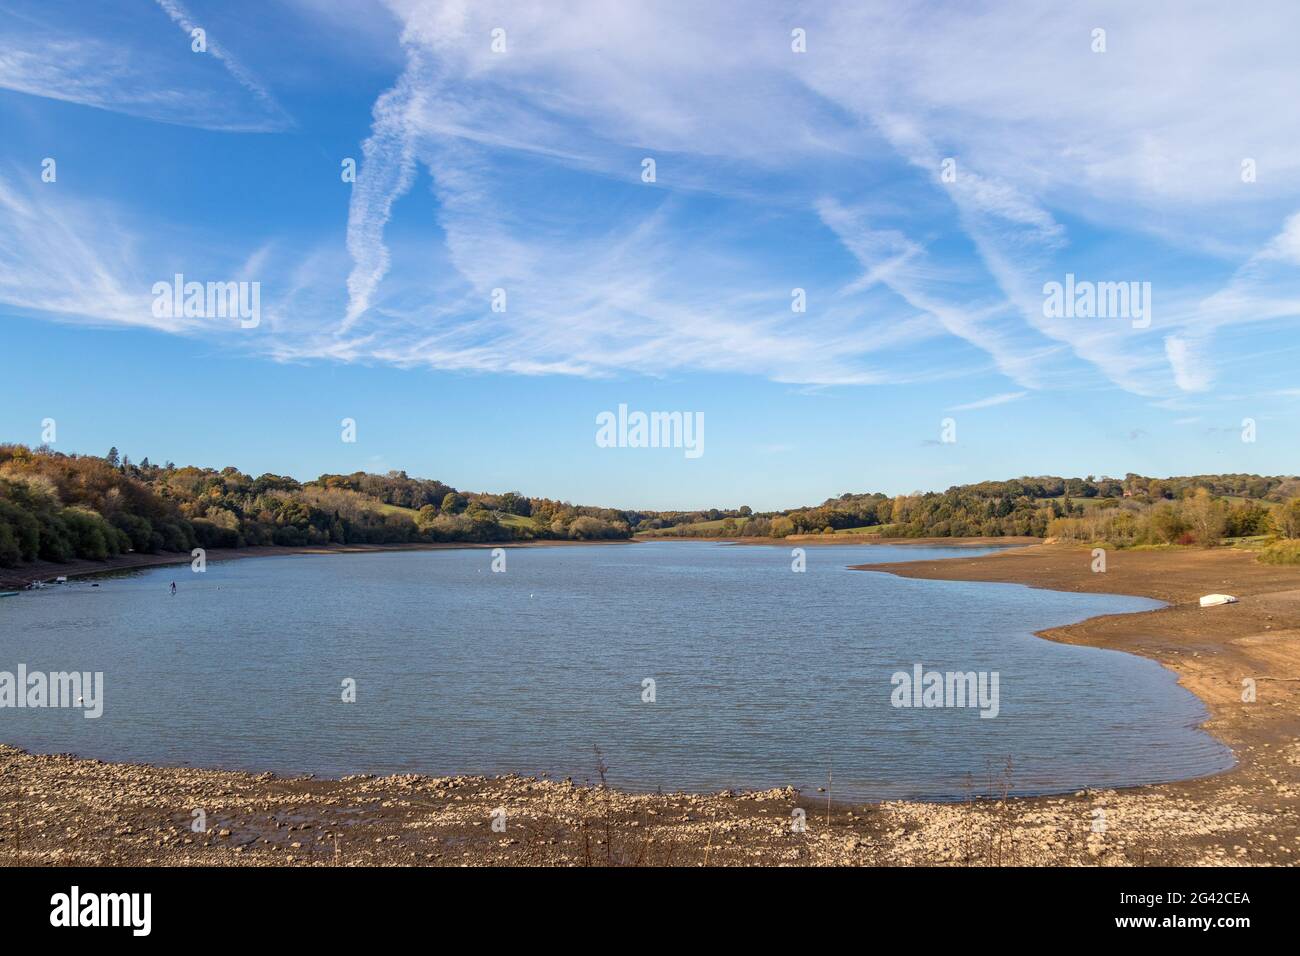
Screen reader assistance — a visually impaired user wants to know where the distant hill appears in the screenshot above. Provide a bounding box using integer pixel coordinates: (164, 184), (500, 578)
(3, 444), (1298, 571)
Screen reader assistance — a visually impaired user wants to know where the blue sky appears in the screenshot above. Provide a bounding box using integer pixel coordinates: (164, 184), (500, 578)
(1, 0), (1298, 510)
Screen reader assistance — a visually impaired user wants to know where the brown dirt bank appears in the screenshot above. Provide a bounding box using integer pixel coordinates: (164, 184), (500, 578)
(3, 544), (1297, 866)
(851, 543), (1300, 865)
(0, 538), (630, 590)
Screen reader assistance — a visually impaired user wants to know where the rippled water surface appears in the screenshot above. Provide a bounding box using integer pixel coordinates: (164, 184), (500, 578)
(0, 542), (1231, 799)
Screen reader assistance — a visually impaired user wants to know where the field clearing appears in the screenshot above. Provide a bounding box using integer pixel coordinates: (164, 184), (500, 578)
(497, 512), (538, 531)
(637, 518), (731, 536)
(373, 501), (538, 532)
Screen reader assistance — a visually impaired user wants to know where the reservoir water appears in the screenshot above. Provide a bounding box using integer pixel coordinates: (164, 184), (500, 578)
(0, 541), (1232, 800)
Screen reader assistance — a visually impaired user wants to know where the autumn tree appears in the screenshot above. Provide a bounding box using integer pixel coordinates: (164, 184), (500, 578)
(1183, 489), (1226, 545)
(1279, 498), (1300, 539)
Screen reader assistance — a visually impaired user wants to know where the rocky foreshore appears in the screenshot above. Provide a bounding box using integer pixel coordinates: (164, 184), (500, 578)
(1, 740), (1293, 866)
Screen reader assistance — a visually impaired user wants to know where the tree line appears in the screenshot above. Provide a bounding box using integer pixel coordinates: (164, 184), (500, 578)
(4, 446), (1297, 572)
(635, 473), (1300, 547)
(0, 445), (630, 568)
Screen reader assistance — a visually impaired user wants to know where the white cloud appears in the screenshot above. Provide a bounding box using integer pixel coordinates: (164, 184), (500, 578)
(0, 179), (160, 330)
(1164, 334), (1214, 392)
(0, 174), (294, 340)
(152, 0), (290, 127)
(341, 61), (423, 329)
(7, 0), (1300, 401)
(0, 1), (289, 130)
(1193, 211), (1300, 346)
(332, 0), (1300, 393)
(948, 391), (1029, 412)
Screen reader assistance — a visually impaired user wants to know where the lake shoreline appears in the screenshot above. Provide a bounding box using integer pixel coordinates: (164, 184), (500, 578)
(639, 534), (1040, 547)
(0, 534), (1030, 589)
(0, 538), (633, 590)
(3, 543), (1297, 866)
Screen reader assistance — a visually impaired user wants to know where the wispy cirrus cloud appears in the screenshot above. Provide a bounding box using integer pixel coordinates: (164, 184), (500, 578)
(3, 0), (1299, 405)
(948, 391), (1029, 412)
(331, 0), (1300, 396)
(0, 178), (158, 329)
(152, 0), (291, 128)
(0, 173), (291, 338)
(0, 0), (290, 130)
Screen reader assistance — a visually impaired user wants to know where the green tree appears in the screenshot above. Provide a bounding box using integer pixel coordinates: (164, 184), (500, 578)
(1148, 504), (1189, 544)
(1226, 502), (1271, 538)
(1279, 498), (1300, 539)
(415, 504), (439, 532)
